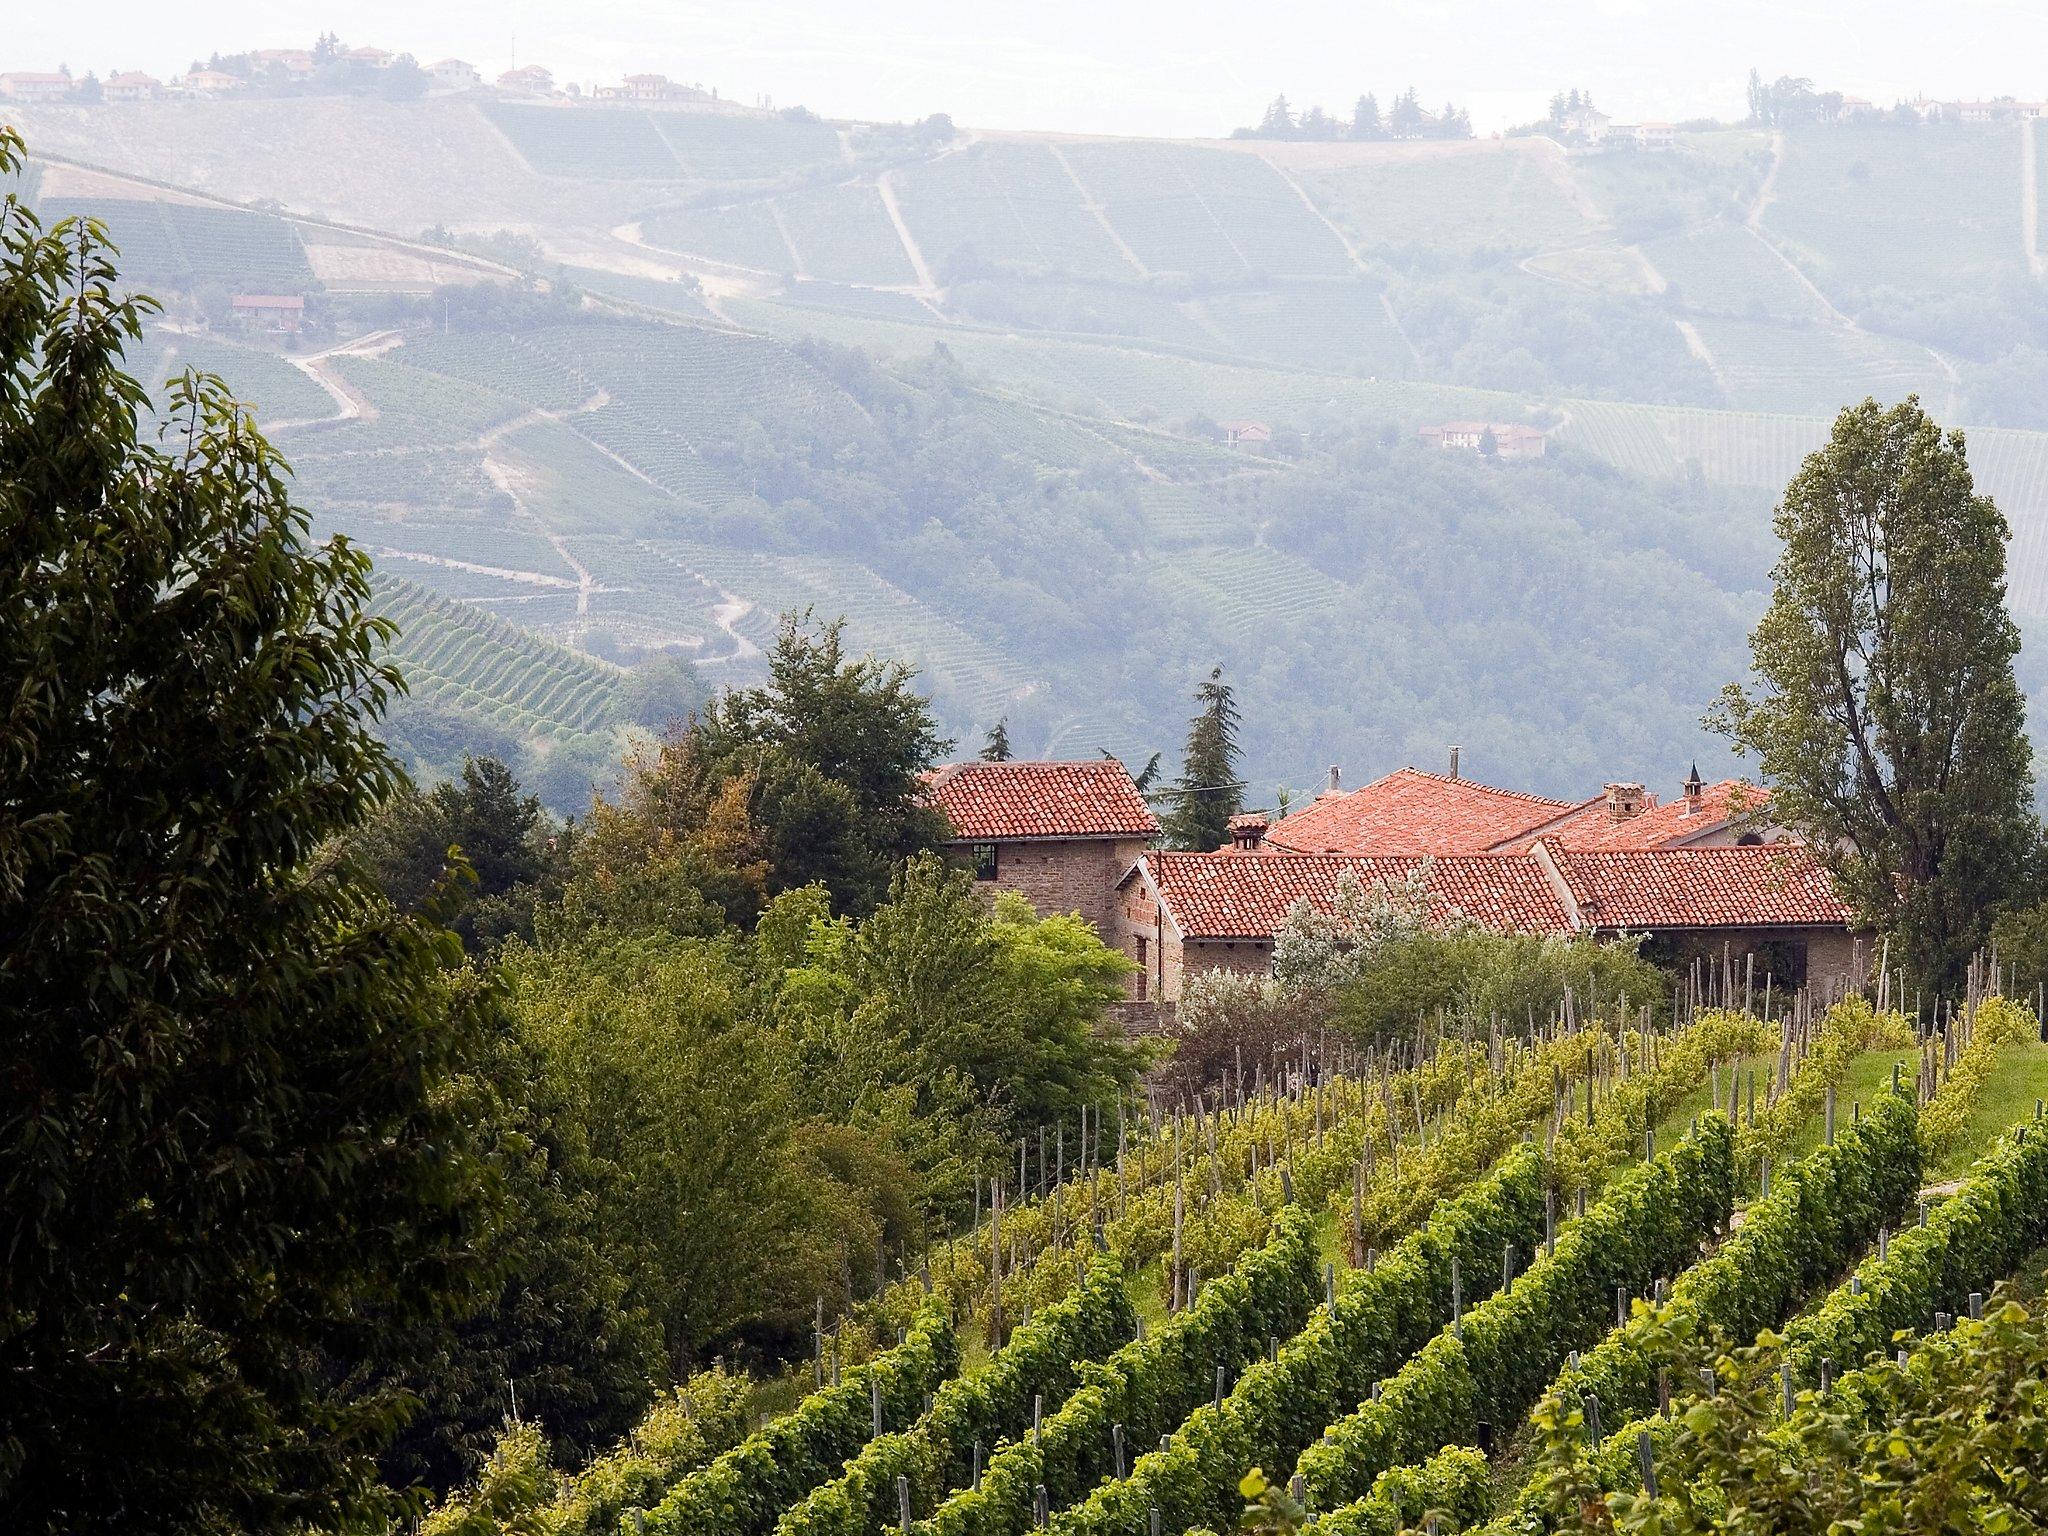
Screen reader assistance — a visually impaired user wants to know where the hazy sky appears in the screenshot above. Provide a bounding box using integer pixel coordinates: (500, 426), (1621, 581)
(12, 1), (2047, 137)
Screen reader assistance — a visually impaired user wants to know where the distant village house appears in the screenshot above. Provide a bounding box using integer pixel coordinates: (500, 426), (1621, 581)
(1220, 420), (1272, 446)
(230, 294), (307, 333)
(102, 72), (163, 103)
(428, 59), (482, 90)
(0, 71), (75, 103)
(178, 69), (243, 96)
(496, 65), (555, 96)
(1417, 421), (1547, 459)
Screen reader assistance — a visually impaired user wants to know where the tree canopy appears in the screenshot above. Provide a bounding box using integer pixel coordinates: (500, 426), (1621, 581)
(0, 127), (492, 1533)
(1710, 397), (2038, 991)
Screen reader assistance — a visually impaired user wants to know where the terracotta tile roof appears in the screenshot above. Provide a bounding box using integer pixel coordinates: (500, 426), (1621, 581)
(1264, 768), (1578, 855)
(1495, 781), (1770, 852)
(1136, 851), (1575, 940)
(1549, 843), (1849, 930)
(926, 759), (1159, 842)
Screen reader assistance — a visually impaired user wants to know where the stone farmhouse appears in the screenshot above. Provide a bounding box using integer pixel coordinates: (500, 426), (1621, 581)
(925, 759), (1159, 944)
(923, 756), (1861, 1009)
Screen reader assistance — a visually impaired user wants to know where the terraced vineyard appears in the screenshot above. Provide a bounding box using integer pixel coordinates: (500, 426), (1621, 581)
(891, 140), (1139, 281)
(424, 990), (2048, 1536)
(370, 572), (627, 741)
(1637, 221), (1829, 321)
(650, 110), (844, 182)
(1155, 544), (1350, 638)
(1291, 140), (1599, 259)
(1061, 141), (1355, 280)
(39, 196), (316, 294)
(640, 197), (797, 272)
(777, 181), (919, 286)
(1687, 316), (1953, 416)
(1763, 121), (2026, 304)
(481, 102), (688, 180)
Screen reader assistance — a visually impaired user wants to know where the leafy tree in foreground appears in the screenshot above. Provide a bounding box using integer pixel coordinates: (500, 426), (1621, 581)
(1162, 665), (1245, 851)
(1710, 397), (2038, 993)
(0, 129), (490, 1533)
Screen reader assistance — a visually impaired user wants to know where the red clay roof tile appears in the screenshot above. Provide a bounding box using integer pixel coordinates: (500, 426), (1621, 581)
(1549, 843), (1849, 930)
(1264, 768), (1577, 855)
(1137, 851), (1575, 940)
(926, 759), (1159, 842)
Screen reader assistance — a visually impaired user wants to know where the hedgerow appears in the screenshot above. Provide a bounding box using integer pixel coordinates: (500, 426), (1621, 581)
(420, 1367), (752, 1536)
(775, 1259), (1135, 1536)
(1293, 1116), (1735, 1512)
(1315, 1448), (1493, 1536)
(641, 1303), (958, 1536)
(1733, 996), (1913, 1178)
(915, 1206), (1321, 1536)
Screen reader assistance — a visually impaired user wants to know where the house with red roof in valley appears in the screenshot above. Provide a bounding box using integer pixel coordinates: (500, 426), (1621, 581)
(1117, 839), (1860, 1004)
(1117, 759), (1856, 1004)
(1117, 850), (1575, 1003)
(924, 759), (1159, 944)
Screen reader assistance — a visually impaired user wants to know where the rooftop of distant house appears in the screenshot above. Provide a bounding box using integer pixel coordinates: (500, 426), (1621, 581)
(1132, 849), (1575, 939)
(1548, 844), (1849, 931)
(1264, 763), (1768, 858)
(1264, 766), (1578, 855)
(925, 758), (1159, 842)
(1130, 838), (1845, 942)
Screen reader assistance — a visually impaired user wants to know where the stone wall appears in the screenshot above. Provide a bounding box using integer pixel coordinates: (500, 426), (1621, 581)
(965, 835), (1148, 944)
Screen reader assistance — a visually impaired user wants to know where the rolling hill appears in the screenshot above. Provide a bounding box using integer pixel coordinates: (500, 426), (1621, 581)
(7, 91), (2047, 808)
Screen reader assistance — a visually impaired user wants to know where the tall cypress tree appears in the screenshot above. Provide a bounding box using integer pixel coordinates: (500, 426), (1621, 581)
(1710, 397), (2039, 993)
(981, 718), (1013, 761)
(1162, 666), (1244, 851)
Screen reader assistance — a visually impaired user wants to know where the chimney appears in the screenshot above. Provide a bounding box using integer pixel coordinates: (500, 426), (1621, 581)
(1326, 764), (1341, 795)
(1681, 762), (1705, 816)
(1603, 782), (1647, 821)
(1449, 746), (1461, 780)
(1228, 811), (1269, 852)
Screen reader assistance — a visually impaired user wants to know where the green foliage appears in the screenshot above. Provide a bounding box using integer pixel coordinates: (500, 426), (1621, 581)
(420, 1369), (751, 1536)
(920, 1208), (1322, 1536)
(777, 1259), (1136, 1536)
(643, 1305), (960, 1536)
(1734, 995), (1913, 1177)
(1526, 1287), (2048, 1531)
(1293, 1119), (1736, 1511)
(1314, 1448), (1492, 1536)
(1161, 665), (1243, 852)
(696, 612), (952, 914)
(1056, 1147), (1548, 1536)
(775, 856), (1142, 1220)
(498, 931), (910, 1368)
(1710, 397), (2038, 992)
(1777, 1110), (2048, 1377)
(0, 126), (493, 1534)
(1920, 996), (2041, 1157)
(1550, 1087), (1919, 1434)
(348, 755), (564, 950)
(1327, 930), (1668, 1046)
